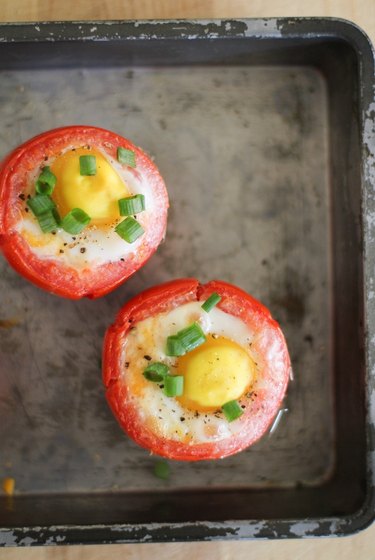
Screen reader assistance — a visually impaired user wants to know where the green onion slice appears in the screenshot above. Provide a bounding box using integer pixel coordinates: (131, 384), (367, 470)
(51, 207), (61, 226)
(79, 155), (96, 176)
(164, 375), (184, 397)
(166, 322), (206, 357)
(37, 209), (60, 233)
(115, 216), (144, 243)
(177, 322), (206, 353)
(154, 460), (170, 480)
(117, 147), (136, 168)
(61, 208), (91, 234)
(118, 194), (145, 216)
(201, 292), (221, 313)
(35, 166), (57, 195)
(27, 194), (55, 217)
(165, 335), (186, 357)
(222, 400), (244, 422)
(143, 362), (169, 383)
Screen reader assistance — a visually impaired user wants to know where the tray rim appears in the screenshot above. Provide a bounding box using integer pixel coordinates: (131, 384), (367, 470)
(0, 16), (374, 545)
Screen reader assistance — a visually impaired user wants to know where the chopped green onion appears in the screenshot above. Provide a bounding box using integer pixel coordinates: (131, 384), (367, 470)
(37, 210), (60, 233)
(115, 216), (144, 243)
(166, 323), (206, 357)
(27, 194), (55, 217)
(164, 375), (184, 397)
(118, 194), (145, 216)
(154, 460), (170, 480)
(222, 400), (244, 422)
(61, 208), (91, 234)
(177, 322), (206, 353)
(35, 166), (57, 195)
(201, 292), (221, 313)
(79, 155), (96, 176)
(52, 207), (61, 226)
(143, 362), (169, 382)
(166, 335), (186, 357)
(117, 147), (136, 167)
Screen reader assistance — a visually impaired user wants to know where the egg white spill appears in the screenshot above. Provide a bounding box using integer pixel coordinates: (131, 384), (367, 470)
(122, 301), (256, 444)
(15, 146), (157, 269)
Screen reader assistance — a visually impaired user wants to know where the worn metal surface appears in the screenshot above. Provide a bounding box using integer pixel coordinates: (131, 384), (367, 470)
(0, 17), (374, 544)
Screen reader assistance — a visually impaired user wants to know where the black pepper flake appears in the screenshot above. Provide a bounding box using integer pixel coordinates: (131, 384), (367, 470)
(44, 156), (48, 161)
(25, 207), (29, 212)
(59, 250), (64, 254)
(194, 411), (199, 418)
(52, 232), (56, 235)
(72, 237), (76, 241)
(27, 194), (31, 199)
(63, 243), (67, 246)
(120, 258), (125, 262)
(18, 194), (26, 201)
(180, 417), (185, 422)
(241, 405), (246, 409)
(144, 355), (152, 361)
(159, 384), (164, 389)
(125, 362), (130, 368)
(80, 247), (86, 254)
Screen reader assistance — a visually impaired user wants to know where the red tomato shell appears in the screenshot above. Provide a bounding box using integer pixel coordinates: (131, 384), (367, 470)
(103, 278), (291, 461)
(0, 126), (168, 299)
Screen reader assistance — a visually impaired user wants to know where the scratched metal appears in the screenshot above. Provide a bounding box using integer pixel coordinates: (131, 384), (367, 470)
(0, 18), (375, 546)
(0, 64), (333, 493)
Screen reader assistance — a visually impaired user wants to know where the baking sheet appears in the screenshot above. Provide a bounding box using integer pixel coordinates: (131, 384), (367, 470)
(0, 64), (334, 493)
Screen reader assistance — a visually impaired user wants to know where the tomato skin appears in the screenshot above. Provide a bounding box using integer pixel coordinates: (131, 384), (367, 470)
(103, 278), (291, 461)
(0, 126), (168, 299)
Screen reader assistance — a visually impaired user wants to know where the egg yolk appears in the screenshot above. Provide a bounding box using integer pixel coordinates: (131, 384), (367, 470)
(51, 147), (129, 226)
(177, 336), (255, 411)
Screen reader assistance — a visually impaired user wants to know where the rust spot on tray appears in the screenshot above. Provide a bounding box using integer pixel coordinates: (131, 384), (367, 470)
(0, 318), (19, 329)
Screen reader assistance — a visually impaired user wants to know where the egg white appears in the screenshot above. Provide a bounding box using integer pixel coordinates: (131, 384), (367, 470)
(15, 146), (156, 269)
(122, 301), (258, 445)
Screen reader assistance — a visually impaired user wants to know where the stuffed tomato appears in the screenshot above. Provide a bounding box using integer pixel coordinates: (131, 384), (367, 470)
(0, 126), (168, 299)
(103, 278), (291, 461)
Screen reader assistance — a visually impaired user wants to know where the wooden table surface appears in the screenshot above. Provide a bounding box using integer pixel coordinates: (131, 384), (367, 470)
(1, 1), (374, 559)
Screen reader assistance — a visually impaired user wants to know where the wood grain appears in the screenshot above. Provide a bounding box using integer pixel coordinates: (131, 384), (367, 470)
(0, 1), (374, 559)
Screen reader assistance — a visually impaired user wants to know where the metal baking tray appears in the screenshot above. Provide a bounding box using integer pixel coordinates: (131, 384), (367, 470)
(0, 18), (374, 545)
